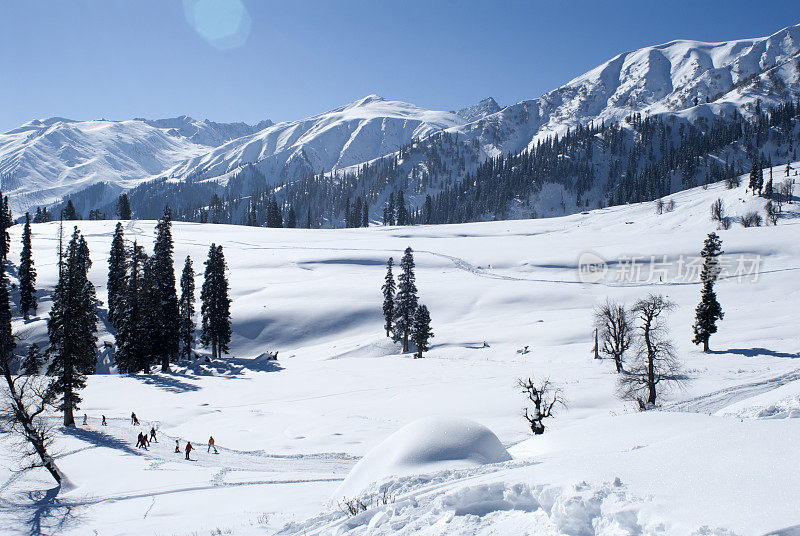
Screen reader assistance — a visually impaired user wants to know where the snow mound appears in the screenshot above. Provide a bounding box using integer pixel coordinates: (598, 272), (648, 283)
(335, 417), (511, 497)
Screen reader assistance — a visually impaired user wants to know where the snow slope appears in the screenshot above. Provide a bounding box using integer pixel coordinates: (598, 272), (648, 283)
(0, 167), (797, 535)
(162, 95), (467, 185)
(0, 116), (271, 214)
(451, 23), (800, 159)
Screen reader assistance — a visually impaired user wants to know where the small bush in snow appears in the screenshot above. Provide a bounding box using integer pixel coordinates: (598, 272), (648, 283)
(738, 211), (762, 228)
(710, 198), (731, 229)
(765, 201), (779, 225)
(518, 377), (565, 435)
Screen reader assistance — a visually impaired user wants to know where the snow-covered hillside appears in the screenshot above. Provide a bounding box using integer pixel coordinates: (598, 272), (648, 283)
(0, 169), (797, 535)
(162, 95), (467, 184)
(0, 116), (271, 214)
(449, 23), (800, 159)
(7, 24), (800, 219)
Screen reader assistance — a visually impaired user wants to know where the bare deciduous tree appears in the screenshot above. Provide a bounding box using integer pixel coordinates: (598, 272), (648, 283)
(618, 294), (686, 410)
(739, 211), (762, 228)
(765, 201), (779, 225)
(779, 180), (793, 205)
(710, 199), (731, 230)
(594, 300), (633, 373)
(0, 363), (67, 486)
(517, 377), (565, 435)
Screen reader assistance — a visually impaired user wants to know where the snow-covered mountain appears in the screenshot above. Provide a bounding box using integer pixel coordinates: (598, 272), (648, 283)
(452, 23), (800, 158)
(454, 97), (501, 122)
(0, 116), (271, 214)
(162, 95), (467, 184)
(3, 23), (800, 217)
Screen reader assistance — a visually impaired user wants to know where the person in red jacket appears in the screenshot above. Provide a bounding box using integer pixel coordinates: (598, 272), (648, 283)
(185, 441), (193, 460)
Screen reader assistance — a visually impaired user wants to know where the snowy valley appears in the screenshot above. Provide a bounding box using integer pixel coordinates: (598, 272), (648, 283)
(0, 164), (798, 535)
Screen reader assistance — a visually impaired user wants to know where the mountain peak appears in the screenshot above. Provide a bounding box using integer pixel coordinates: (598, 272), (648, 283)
(455, 97), (501, 122)
(353, 94), (386, 106)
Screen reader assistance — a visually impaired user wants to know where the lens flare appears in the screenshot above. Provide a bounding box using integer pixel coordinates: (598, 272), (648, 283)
(183, 0), (251, 50)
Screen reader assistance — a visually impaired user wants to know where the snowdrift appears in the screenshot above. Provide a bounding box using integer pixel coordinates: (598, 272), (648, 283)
(335, 417), (511, 497)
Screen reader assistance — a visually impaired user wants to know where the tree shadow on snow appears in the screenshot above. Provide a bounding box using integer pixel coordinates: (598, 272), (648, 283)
(129, 372), (202, 392)
(2, 484), (86, 536)
(710, 347), (799, 359)
(60, 426), (141, 457)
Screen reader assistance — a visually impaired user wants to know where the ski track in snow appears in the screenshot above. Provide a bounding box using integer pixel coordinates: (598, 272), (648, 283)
(664, 368), (800, 414)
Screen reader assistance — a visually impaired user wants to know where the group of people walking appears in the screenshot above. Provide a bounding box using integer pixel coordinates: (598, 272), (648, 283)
(78, 410), (219, 460)
(130, 411), (217, 460)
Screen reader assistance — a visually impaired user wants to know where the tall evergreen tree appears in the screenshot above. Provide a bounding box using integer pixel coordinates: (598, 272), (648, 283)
(0, 261), (15, 371)
(396, 191), (409, 226)
(0, 193), (10, 262)
(47, 227), (98, 426)
(393, 247), (418, 352)
(381, 257), (395, 337)
(21, 343), (42, 375)
(411, 304), (433, 359)
(61, 199), (79, 221)
(201, 244), (232, 359)
(692, 233), (724, 352)
(179, 256), (196, 360)
(19, 213), (37, 319)
(116, 193), (132, 219)
(285, 206), (297, 228)
(361, 202), (369, 227)
(115, 243), (151, 373)
(152, 207), (180, 371)
(107, 222), (127, 328)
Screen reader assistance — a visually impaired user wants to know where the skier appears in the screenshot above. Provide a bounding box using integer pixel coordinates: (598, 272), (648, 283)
(185, 441), (193, 460)
(208, 436), (218, 454)
(136, 432), (144, 449)
(141, 433), (149, 450)
(83, 414), (88, 425)
(131, 412), (139, 425)
(174, 439), (180, 453)
(150, 426), (158, 443)
(101, 415), (107, 426)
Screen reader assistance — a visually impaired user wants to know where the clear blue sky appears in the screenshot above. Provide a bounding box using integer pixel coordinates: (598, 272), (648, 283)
(1, 0), (797, 132)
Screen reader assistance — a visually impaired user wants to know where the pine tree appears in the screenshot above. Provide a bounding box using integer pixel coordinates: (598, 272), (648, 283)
(381, 257), (395, 337)
(384, 193), (395, 226)
(152, 207), (180, 371)
(21, 343), (42, 375)
(692, 233), (724, 352)
(749, 160), (759, 194)
(107, 222), (127, 328)
(0, 261), (15, 372)
(396, 191), (409, 226)
(411, 304), (433, 358)
(0, 194), (10, 262)
(19, 213), (37, 319)
(62, 199), (79, 221)
(115, 243), (151, 373)
(393, 247), (418, 352)
(116, 194), (132, 219)
(286, 206), (297, 228)
(361, 202), (369, 227)
(179, 256), (196, 360)
(47, 227), (98, 426)
(201, 244), (231, 359)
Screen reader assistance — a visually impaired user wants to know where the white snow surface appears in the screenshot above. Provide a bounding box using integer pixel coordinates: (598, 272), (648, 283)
(0, 169), (798, 535)
(0, 115), (270, 214)
(334, 417), (511, 498)
(162, 95), (467, 184)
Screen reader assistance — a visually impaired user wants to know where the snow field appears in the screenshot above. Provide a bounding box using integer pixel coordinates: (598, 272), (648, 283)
(0, 173), (798, 535)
